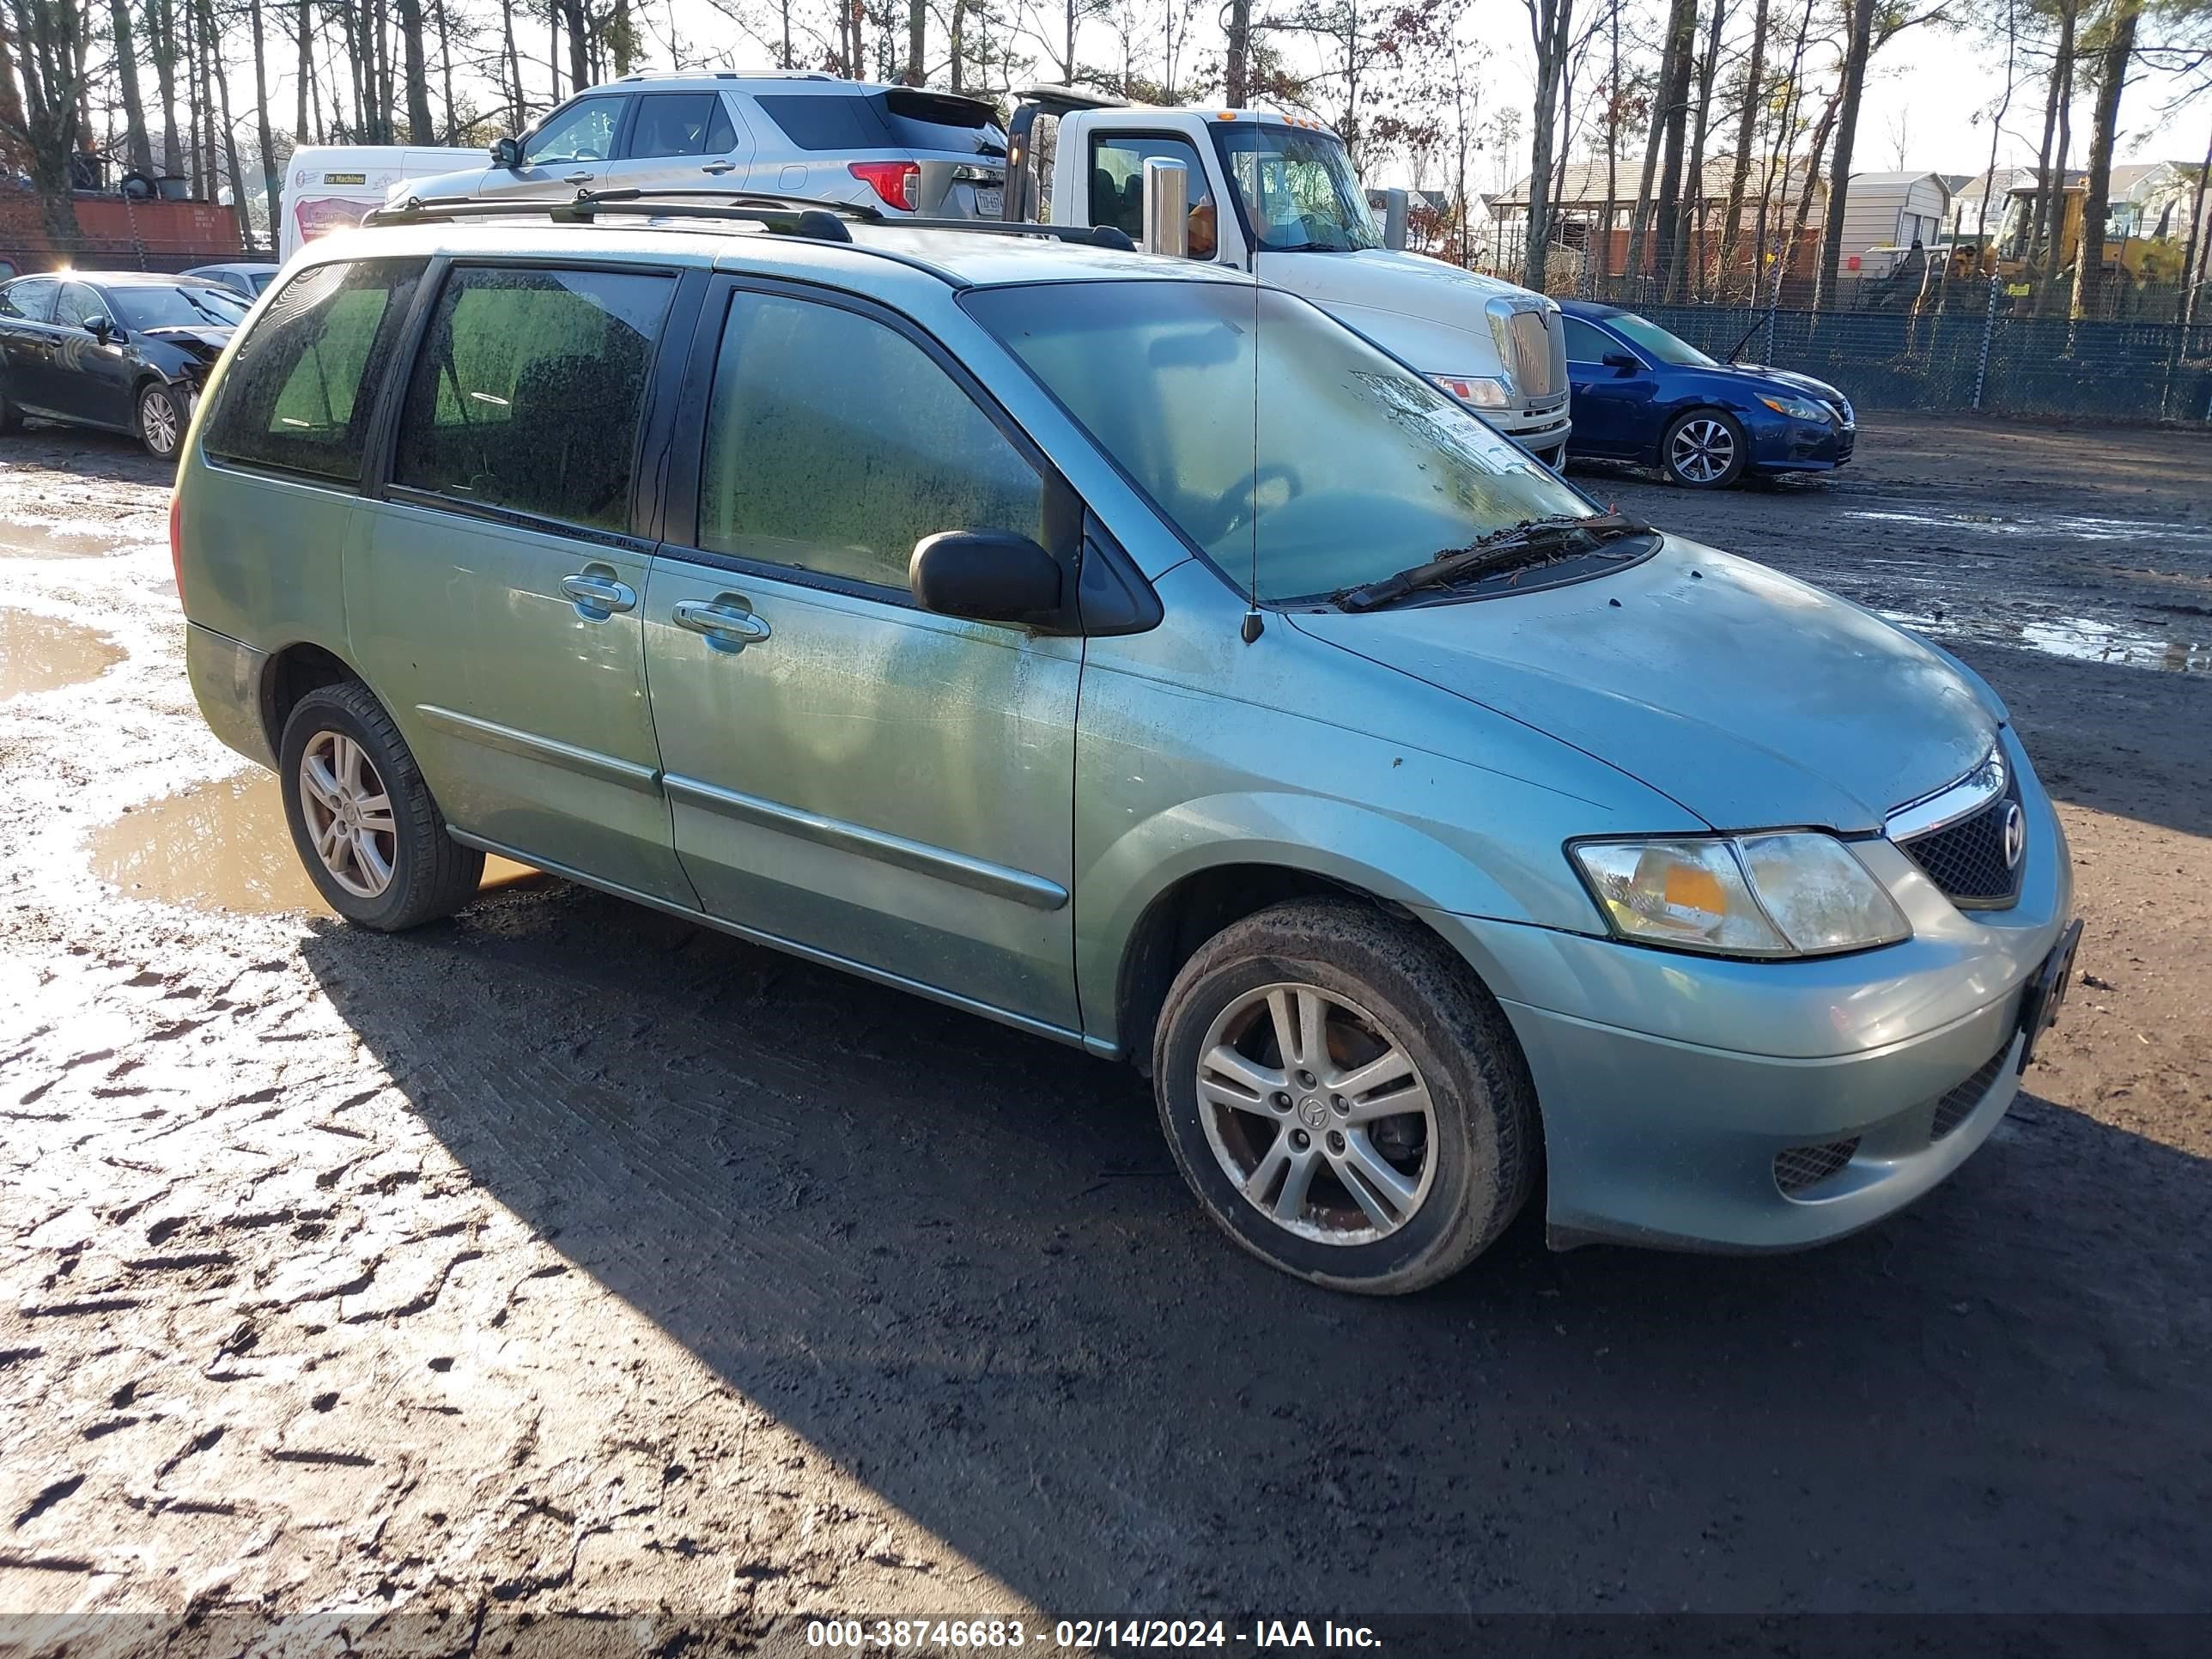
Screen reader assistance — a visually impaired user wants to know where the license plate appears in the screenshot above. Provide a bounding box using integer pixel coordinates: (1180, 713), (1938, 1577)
(974, 185), (1003, 218)
(2015, 920), (2084, 1070)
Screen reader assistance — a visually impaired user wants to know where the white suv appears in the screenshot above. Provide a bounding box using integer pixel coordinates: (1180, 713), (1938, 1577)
(393, 71), (1008, 218)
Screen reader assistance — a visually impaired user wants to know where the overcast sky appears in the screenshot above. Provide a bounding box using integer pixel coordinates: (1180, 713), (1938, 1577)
(435, 0), (2212, 185)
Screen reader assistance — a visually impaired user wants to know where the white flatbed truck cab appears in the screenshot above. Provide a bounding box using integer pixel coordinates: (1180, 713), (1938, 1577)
(1004, 88), (1571, 462)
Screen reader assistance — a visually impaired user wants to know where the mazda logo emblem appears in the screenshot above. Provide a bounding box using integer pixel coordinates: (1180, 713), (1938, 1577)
(2002, 802), (2027, 871)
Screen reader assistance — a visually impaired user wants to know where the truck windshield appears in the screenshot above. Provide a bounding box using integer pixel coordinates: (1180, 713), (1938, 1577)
(964, 280), (1595, 604)
(1211, 125), (1381, 252)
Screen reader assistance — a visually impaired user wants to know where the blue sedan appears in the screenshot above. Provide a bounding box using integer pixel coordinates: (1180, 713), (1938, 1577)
(1559, 301), (1856, 489)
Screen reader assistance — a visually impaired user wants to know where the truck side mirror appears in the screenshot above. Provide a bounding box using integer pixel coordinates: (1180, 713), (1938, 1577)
(1383, 188), (1408, 251)
(1142, 159), (1188, 258)
(491, 137), (522, 169)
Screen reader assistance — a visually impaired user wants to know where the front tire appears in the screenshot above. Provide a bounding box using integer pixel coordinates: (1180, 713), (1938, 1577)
(137, 381), (184, 460)
(278, 681), (483, 930)
(1152, 900), (1538, 1295)
(1660, 410), (1746, 489)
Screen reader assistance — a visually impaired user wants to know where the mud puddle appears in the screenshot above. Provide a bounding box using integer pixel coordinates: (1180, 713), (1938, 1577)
(1887, 607), (2209, 674)
(1847, 506), (2212, 547)
(0, 520), (117, 558)
(0, 608), (124, 698)
(92, 772), (542, 916)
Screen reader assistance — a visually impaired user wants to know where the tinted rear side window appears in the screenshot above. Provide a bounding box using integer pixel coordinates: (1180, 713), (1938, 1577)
(1, 278), (58, 321)
(203, 259), (423, 483)
(393, 265), (673, 533)
(629, 92), (736, 157)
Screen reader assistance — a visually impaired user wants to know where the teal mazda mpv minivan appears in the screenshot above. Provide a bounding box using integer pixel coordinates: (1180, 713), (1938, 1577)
(174, 202), (2080, 1293)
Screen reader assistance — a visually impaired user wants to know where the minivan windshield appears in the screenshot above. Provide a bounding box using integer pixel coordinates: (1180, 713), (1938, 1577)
(1212, 125), (1381, 252)
(965, 280), (1597, 603)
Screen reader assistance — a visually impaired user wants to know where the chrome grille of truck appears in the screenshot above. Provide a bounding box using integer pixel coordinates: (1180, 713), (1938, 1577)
(1507, 308), (1559, 400)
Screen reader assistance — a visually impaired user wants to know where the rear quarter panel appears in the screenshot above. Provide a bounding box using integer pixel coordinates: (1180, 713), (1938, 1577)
(175, 419), (358, 688)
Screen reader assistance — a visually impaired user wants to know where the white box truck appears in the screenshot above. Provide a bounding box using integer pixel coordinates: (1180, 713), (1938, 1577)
(1004, 88), (1571, 462)
(277, 146), (489, 264)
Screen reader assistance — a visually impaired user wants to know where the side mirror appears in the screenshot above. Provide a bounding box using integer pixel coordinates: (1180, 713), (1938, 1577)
(491, 137), (522, 169)
(84, 315), (114, 341)
(909, 530), (1064, 626)
(1601, 350), (1640, 374)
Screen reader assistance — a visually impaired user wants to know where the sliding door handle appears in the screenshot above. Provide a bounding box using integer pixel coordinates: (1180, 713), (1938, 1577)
(672, 598), (771, 653)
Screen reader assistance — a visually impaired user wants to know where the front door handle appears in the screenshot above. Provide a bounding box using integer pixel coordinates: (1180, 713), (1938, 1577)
(700, 159), (737, 175)
(672, 598), (771, 653)
(564, 170), (594, 185)
(562, 571), (637, 620)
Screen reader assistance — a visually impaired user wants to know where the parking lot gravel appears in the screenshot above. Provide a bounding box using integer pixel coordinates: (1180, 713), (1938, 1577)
(1, 414), (2207, 1644)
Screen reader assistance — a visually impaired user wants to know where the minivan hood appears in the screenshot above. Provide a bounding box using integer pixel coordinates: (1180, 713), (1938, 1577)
(1290, 538), (1996, 832)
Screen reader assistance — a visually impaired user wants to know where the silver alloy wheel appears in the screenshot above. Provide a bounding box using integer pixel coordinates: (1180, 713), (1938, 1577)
(298, 731), (398, 899)
(1195, 981), (1438, 1245)
(1669, 416), (1735, 483)
(140, 387), (180, 456)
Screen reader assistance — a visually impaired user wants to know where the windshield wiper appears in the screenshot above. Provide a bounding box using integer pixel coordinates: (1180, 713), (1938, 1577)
(1333, 513), (1654, 612)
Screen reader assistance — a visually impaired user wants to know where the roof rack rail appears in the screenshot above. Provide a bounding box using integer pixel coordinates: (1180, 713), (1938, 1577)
(891, 216), (1137, 251)
(364, 189), (872, 242)
(362, 188), (1141, 252)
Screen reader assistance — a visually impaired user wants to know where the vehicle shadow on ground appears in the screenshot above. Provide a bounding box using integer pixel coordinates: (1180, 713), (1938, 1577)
(299, 882), (2211, 1613)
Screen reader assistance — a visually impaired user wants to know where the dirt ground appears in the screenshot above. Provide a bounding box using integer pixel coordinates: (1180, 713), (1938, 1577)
(1, 414), (2207, 1647)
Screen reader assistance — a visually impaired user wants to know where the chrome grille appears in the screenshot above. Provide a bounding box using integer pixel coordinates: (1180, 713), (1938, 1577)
(1506, 308), (1561, 400)
(1897, 775), (2024, 908)
(1774, 1138), (1860, 1194)
(1930, 1047), (2014, 1140)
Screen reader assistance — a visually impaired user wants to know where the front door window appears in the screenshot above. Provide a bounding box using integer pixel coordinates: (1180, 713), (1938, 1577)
(525, 97), (625, 167)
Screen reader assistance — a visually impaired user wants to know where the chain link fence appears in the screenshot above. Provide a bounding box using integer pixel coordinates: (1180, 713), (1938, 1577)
(1607, 298), (2212, 422)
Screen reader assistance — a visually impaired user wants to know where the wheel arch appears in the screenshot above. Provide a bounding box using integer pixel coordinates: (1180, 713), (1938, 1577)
(1093, 805), (1534, 1075)
(258, 639), (366, 758)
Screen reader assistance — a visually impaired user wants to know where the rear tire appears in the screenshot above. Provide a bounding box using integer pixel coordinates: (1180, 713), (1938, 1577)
(137, 381), (184, 461)
(278, 681), (483, 931)
(0, 375), (22, 434)
(1151, 899), (1538, 1295)
(1660, 410), (1746, 489)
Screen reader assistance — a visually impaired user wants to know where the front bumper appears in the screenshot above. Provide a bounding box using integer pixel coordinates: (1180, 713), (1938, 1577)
(1497, 400), (1572, 455)
(1422, 727), (2072, 1253)
(1751, 413), (1855, 472)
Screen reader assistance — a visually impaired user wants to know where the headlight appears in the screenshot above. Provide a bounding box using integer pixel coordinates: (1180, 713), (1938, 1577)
(1431, 373), (1510, 410)
(1759, 393), (1828, 422)
(1569, 833), (1910, 958)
